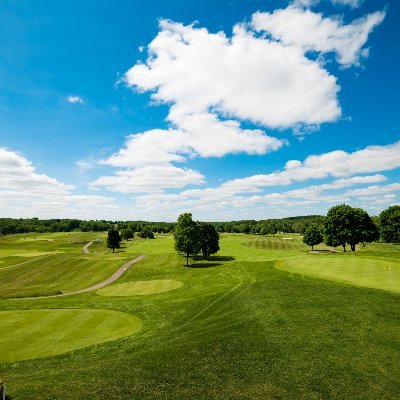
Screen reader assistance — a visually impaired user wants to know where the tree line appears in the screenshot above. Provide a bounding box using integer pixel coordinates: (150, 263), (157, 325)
(301, 204), (399, 251)
(0, 205), (399, 247)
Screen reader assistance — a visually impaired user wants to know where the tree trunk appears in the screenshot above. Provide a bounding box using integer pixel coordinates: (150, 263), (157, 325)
(351, 244), (356, 251)
(342, 244), (346, 252)
(112, 247), (115, 253)
(311, 245), (314, 251)
(186, 252), (189, 267)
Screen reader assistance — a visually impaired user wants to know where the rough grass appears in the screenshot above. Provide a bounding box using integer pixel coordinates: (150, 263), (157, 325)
(0, 233), (399, 399)
(97, 279), (183, 296)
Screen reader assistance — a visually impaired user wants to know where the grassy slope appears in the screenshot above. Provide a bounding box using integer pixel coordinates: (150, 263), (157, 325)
(0, 233), (138, 297)
(0, 233), (399, 399)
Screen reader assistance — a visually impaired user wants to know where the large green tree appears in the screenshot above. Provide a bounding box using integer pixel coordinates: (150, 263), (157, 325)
(380, 205), (400, 243)
(107, 228), (121, 253)
(303, 225), (323, 250)
(349, 207), (379, 250)
(174, 213), (200, 266)
(324, 204), (378, 252)
(199, 223), (220, 259)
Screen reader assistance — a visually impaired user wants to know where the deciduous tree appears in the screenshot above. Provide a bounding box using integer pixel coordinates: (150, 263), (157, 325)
(303, 225), (323, 250)
(174, 213), (200, 266)
(199, 222), (220, 259)
(107, 228), (121, 253)
(380, 205), (400, 243)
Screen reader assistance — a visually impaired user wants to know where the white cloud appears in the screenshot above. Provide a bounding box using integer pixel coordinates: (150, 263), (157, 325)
(219, 141), (400, 194)
(128, 141), (400, 220)
(126, 18), (341, 129)
(0, 147), (74, 195)
(94, 115), (284, 193)
(95, 5), (385, 197)
(0, 148), (118, 219)
(66, 95), (84, 104)
(92, 164), (205, 193)
(331, 0), (364, 8)
(252, 7), (385, 66)
(294, 0), (364, 9)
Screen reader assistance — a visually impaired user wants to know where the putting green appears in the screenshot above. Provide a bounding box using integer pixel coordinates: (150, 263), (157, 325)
(0, 309), (142, 362)
(97, 279), (183, 297)
(278, 256), (400, 293)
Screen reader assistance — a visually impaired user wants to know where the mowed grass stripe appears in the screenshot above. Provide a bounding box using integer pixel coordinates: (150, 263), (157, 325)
(0, 309), (142, 362)
(97, 279), (183, 297)
(0, 253), (129, 297)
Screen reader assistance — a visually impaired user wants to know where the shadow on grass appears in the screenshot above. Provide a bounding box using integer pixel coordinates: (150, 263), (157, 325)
(193, 255), (235, 262)
(190, 263), (223, 268)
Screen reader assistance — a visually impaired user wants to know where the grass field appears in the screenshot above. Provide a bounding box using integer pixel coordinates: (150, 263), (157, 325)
(0, 232), (399, 399)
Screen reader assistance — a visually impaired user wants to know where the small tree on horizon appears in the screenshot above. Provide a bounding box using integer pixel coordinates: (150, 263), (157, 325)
(174, 213), (200, 266)
(107, 228), (121, 253)
(199, 222), (220, 259)
(121, 228), (134, 241)
(138, 227), (155, 239)
(303, 225), (323, 250)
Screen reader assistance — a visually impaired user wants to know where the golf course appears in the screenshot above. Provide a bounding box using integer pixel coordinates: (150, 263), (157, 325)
(0, 231), (399, 399)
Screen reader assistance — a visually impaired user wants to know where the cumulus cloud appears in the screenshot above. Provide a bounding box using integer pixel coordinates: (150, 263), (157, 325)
(66, 95), (84, 104)
(331, 0), (364, 8)
(95, 4), (385, 199)
(128, 141), (400, 220)
(126, 18), (341, 128)
(92, 164), (205, 193)
(0, 148), (117, 219)
(252, 7), (385, 66)
(0, 147), (74, 195)
(219, 141), (400, 194)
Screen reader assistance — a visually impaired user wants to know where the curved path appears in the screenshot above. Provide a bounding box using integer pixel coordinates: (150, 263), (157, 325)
(13, 255), (145, 300)
(82, 241), (94, 254)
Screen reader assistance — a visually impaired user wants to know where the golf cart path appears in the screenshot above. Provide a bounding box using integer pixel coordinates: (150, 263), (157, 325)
(82, 241), (94, 254)
(14, 255), (145, 300)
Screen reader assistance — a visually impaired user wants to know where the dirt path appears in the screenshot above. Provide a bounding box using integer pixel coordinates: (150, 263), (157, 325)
(82, 241), (94, 254)
(13, 255), (145, 300)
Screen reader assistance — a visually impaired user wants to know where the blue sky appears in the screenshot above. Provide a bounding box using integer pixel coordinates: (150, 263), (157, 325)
(0, 0), (399, 221)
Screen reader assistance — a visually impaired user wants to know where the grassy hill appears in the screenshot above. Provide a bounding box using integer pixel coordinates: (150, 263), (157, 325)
(0, 232), (399, 399)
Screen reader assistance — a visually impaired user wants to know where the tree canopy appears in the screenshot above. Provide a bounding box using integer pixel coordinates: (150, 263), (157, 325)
(121, 228), (134, 240)
(107, 229), (121, 253)
(174, 213), (201, 266)
(324, 204), (378, 251)
(380, 205), (400, 243)
(303, 225), (323, 250)
(199, 222), (220, 259)
(138, 227), (155, 239)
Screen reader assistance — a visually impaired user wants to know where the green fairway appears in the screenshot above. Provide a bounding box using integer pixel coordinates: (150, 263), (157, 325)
(97, 279), (183, 296)
(0, 309), (142, 362)
(279, 255), (400, 293)
(0, 232), (399, 399)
